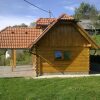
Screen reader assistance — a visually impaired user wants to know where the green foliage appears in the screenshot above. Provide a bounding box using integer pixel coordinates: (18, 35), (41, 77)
(0, 50), (32, 66)
(74, 2), (100, 31)
(74, 2), (98, 20)
(92, 34), (100, 45)
(0, 49), (6, 56)
(0, 49), (8, 66)
(0, 77), (100, 100)
(91, 34), (100, 55)
(16, 50), (32, 65)
(0, 55), (5, 66)
(13, 23), (28, 27)
(29, 22), (36, 27)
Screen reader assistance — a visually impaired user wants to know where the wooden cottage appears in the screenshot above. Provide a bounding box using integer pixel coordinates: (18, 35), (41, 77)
(0, 13), (99, 76)
(30, 14), (99, 76)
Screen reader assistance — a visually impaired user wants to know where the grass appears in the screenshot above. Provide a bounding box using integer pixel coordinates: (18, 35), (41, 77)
(92, 34), (100, 45)
(0, 77), (100, 100)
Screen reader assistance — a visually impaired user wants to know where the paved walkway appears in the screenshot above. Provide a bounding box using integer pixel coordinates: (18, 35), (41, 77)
(0, 66), (100, 78)
(0, 65), (35, 78)
(35, 74), (100, 79)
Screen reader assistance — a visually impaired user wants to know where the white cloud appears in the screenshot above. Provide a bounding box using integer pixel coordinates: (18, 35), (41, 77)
(62, 0), (75, 5)
(0, 15), (37, 30)
(25, 15), (37, 19)
(64, 6), (75, 11)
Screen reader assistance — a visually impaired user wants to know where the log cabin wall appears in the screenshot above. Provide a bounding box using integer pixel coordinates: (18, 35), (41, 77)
(36, 21), (90, 74)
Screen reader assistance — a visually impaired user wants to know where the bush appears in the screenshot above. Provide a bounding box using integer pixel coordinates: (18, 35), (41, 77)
(16, 50), (32, 65)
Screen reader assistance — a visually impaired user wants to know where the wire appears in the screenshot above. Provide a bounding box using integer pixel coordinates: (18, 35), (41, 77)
(24, 0), (51, 15)
(24, 0), (55, 18)
(51, 12), (55, 18)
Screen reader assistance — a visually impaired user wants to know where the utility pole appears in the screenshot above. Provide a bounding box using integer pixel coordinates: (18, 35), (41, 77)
(49, 10), (51, 18)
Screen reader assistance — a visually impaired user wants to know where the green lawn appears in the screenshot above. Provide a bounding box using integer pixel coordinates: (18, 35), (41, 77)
(0, 77), (100, 100)
(92, 34), (100, 46)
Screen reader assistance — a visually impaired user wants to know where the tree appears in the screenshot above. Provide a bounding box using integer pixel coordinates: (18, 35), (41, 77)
(74, 2), (100, 34)
(20, 23), (28, 27)
(29, 22), (36, 27)
(13, 23), (28, 27)
(74, 2), (98, 20)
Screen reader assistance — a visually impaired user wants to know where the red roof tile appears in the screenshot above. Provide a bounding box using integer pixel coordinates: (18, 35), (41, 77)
(0, 27), (42, 48)
(36, 14), (74, 27)
(58, 13), (74, 20)
(36, 18), (56, 26)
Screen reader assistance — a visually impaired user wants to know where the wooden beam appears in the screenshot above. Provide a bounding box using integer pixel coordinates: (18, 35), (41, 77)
(39, 57), (42, 76)
(37, 56), (42, 76)
(13, 49), (16, 68)
(33, 45), (39, 77)
(36, 55), (39, 77)
(83, 44), (92, 47)
(32, 54), (36, 70)
(11, 49), (16, 71)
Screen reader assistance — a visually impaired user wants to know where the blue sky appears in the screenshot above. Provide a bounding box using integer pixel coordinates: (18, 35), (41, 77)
(0, 0), (100, 30)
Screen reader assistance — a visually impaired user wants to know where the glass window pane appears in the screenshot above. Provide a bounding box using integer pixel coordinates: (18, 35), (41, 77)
(64, 51), (71, 60)
(55, 51), (63, 60)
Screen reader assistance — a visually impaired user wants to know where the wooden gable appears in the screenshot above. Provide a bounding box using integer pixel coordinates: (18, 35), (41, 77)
(31, 14), (99, 49)
(37, 21), (90, 48)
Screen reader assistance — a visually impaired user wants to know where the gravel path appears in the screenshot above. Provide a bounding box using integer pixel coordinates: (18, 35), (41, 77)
(0, 66), (100, 78)
(0, 65), (36, 78)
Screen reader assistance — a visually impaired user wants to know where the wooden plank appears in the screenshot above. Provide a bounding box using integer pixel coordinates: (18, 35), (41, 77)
(37, 23), (89, 47)
(42, 66), (89, 73)
(40, 47), (89, 73)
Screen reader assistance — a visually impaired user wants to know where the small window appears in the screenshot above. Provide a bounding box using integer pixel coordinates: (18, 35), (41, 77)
(64, 51), (71, 60)
(54, 50), (71, 60)
(55, 51), (63, 60)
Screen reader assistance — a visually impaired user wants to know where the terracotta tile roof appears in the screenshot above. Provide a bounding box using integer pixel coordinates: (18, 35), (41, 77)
(58, 13), (74, 20)
(36, 18), (56, 26)
(36, 14), (74, 27)
(0, 27), (42, 49)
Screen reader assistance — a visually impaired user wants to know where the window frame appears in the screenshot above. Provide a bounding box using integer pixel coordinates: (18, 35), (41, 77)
(54, 50), (64, 60)
(54, 50), (71, 61)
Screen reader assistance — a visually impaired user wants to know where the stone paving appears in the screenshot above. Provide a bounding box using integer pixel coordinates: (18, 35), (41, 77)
(0, 65), (35, 78)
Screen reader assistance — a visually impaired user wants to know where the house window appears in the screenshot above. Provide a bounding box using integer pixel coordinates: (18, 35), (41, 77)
(64, 51), (71, 60)
(55, 51), (63, 60)
(54, 51), (71, 60)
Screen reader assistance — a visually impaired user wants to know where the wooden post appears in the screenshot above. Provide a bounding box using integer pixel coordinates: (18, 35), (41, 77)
(31, 45), (39, 77)
(11, 49), (16, 71)
(36, 55), (39, 77)
(37, 56), (41, 76)
(13, 49), (16, 68)
(32, 54), (36, 72)
(39, 57), (42, 76)
(31, 45), (41, 77)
